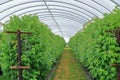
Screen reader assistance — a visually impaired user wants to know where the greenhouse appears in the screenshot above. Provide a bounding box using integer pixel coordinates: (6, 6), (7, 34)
(0, 0), (120, 80)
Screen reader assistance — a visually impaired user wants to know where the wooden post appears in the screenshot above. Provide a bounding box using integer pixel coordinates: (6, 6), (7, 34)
(17, 30), (22, 80)
(117, 66), (120, 80)
(110, 64), (120, 80)
(5, 30), (32, 80)
(106, 28), (120, 80)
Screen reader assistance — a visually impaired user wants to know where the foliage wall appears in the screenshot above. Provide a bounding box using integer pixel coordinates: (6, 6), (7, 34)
(0, 15), (65, 80)
(69, 7), (120, 80)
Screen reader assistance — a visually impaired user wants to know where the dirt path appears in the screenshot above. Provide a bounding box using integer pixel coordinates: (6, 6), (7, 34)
(52, 48), (88, 80)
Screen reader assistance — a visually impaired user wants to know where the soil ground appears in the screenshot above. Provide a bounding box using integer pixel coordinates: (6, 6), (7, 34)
(51, 48), (88, 80)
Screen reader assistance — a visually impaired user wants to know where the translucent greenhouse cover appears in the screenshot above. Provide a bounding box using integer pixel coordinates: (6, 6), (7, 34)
(0, 0), (119, 42)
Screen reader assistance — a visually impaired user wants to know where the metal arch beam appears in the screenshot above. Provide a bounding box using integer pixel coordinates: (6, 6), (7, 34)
(74, 0), (104, 14)
(91, 0), (112, 12)
(0, 2), (93, 19)
(0, 0), (11, 5)
(0, 0), (98, 17)
(0, 7), (90, 22)
(43, 0), (88, 20)
(5, 8), (89, 21)
(110, 0), (120, 7)
(46, 8), (89, 20)
(41, 12), (87, 22)
(0, 0), (52, 5)
(1, 10), (87, 23)
(37, 13), (86, 24)
(17, 11), (87, 23)
(39, 14), (85, 24)
(38, 15), (84, 24)
(0, 1), (43, 13)
(44, 0), (99, 17)
(18, 9), (88, 21)
(48, 4), (93, 18)
(42, 0), (64, 37)
(25, 8), (90, 20)
(4, 14), (84, 24)
(38, 14), (85, 24)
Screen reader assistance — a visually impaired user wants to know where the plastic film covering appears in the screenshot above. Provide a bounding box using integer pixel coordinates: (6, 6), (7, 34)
(0, 0), (118, 42)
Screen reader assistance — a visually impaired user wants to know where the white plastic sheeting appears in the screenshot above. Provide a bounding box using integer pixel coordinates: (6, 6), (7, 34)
(0, 0), (119, 42)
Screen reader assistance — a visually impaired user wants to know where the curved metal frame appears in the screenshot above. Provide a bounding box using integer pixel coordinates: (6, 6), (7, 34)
(74, 0), (104, 14)
(0, 0), (98, 17)
(37, 14), (86, 24)
(19, 10), (87, 21)
(1, 0), (114, 20)
(110, 0), (120, 7)
(48, 4), (93, 18)
(0, 0), (11, 5)
(0, 0), (115, 38)
(38, 15), (85, 24)
(0, 8), (90, 21)
(17, 11), (87, 22)
(28, 4), (92, 18)
(39, 15), (84, 24)
(26, 8), (90, 20)
(38, 15), (83, 30)
(4, 14), (85, 24)
(0, 4), (90, 20)
(42, 0), (64, 37)
(45, 0), (99, 17)
(1, 11), (86, 24)
(0, 5), (92, 25)
(91, 0), (111, 12)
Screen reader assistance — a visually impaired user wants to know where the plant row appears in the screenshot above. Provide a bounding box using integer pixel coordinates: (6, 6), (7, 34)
(69, 7), (120, 80)
(0, 15), (65, 80)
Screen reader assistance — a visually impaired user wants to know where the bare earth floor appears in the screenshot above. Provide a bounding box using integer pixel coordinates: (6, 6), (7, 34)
(51, 48), (88, 80)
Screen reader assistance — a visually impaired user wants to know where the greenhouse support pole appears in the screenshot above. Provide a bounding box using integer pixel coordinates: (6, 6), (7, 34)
(106, 29), (120, 80)
(17, 30), (23, 80)
(5, 30), (31, 80)
(110, 64), (120, 80)
(117, 66), (120, 80)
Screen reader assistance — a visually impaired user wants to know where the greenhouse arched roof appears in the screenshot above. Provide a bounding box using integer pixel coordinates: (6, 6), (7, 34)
(0, 0), (119, 42)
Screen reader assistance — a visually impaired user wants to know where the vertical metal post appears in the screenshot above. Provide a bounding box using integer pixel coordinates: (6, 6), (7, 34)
(17, 30), (23, 80)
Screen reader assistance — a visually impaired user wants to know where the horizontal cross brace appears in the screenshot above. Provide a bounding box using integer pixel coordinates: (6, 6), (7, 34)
(10, 66), (30, 69)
